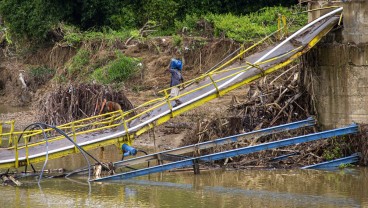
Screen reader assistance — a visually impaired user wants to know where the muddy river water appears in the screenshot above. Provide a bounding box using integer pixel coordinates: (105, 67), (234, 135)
(0, 167), (367, 207)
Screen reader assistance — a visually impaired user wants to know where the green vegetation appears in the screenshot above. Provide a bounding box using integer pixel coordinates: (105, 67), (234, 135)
(0, 0), (299, 42)
(172, 34), (183, 47)
(29, 66), (55, 86)
(66, 49), (91, 79)
(176, 6), (307, 42)
(338, 163), (353, 169)
(0, 0), (63, 41)
(322, 138), (344, 161)
(0, 1), (306, 85)
(92, 52), (141, 84)
(61, 24), (132, 47)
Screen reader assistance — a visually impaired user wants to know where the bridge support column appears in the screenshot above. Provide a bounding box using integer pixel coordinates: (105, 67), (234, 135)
(305, 0), (368, 128)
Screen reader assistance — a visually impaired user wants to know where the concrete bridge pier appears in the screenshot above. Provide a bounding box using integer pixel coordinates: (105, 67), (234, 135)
(306, 0), (368, 128)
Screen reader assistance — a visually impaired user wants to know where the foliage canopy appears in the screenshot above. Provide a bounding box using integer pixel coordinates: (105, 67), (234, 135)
(0, 0), (298, 41)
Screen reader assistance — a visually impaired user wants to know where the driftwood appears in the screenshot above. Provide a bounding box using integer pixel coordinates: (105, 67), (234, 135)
(182, 61), (368, 167)
(125, 21), (158, 46)
(37, 84), (134, 125)
(181, 64), (323, 168)
(1, 174), (22, 186)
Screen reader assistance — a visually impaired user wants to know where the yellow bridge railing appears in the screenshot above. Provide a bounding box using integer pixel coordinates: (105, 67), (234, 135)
(0, 19), (291, 165)
(0, 15), (298, 169)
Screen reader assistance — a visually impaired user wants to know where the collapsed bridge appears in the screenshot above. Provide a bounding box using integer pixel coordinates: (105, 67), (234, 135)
(0, 8), (348, 174)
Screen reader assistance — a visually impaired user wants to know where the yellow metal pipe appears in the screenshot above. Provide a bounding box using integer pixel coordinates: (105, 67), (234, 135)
(72, 123), (78, 153)
(164, 90), (174, 118)
(282, 15), (288, 36)
(16, 121), (123, 150)
(121, 110), (130, 142)
(0, 122), (2, 146)
(9, 120), (14, 147)
(338, 12), (343, 26)
(209, 27), (284, 74)
(25, 137), (29, 166)
(14, 128), (18, 168)
(208, 74), (220, 96)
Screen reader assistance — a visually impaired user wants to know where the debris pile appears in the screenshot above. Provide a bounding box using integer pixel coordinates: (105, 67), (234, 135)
(37, 84), (134, 125)
(181, 64), (359, 168)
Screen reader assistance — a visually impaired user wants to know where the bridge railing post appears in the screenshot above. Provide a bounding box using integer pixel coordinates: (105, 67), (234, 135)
(120, 110), (131, 143)
(0, 122), (2, 147)
(14, 125), (19, 168)
(208, 74), (221, 96)
(8, 120), (14, 147)
(282, 15), (288, 36)
(25, 136), (30, 166)
(163, 90), (174, 117)
(72, 122), (78, 153)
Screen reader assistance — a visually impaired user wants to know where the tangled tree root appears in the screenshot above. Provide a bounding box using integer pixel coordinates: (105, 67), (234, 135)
(38, 83), (133, 125)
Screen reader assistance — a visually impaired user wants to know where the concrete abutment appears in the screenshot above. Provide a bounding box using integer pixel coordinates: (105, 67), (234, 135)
(306, 0), (368, 128)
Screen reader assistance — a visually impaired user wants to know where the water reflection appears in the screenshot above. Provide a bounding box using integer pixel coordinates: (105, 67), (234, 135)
(1, 168), (367, 207)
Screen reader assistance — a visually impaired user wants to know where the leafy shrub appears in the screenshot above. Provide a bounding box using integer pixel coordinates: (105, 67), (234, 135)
(175, 6), (307, 42)
(30, 66), (55, 86)
(175, 14), (202, 34)
(207, 13), (270, 42)
(92, 52), (141, 84)
(109, 6), (138, 30)
(0, 0), (63, 41)
(62, 25), (131, 46)
(67, 49), (91, 79)
(142, 0), (178, 29)
(60, 24), (84, 46)
(172, 35), (183, 47)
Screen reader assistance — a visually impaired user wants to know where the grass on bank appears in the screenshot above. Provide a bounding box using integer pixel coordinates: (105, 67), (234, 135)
(92, 52), (142, 84)
(54, 6), (306, 84)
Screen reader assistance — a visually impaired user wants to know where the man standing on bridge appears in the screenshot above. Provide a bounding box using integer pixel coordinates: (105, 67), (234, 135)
(168, 58), (184, 107)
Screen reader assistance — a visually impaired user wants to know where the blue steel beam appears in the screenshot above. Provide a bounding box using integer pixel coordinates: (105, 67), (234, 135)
(113, 117), (315, 168)
(301, 153), (360, 169)
(269, 152), (300, 162)
(92, 123), (358, 181)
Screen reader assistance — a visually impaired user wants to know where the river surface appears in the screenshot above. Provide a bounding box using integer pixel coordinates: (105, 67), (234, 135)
(0, 167), (367, 207)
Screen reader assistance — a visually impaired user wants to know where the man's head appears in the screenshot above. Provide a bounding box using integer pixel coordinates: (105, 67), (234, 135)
(170, 58), (183, 71)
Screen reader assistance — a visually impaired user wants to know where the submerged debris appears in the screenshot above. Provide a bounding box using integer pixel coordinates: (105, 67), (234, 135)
(1, 174), (22, 186)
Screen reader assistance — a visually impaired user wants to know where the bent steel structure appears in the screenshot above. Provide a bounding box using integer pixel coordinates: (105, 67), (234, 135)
(301, 153), (360, 169)
(92, 123), (358, 181)
(0, 8), (343, 170)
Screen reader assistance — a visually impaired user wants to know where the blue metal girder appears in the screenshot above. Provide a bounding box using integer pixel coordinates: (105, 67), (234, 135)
(301, 153), (360, 169)
(92, 123), (358, 182)
(113, 117), (316, 168)
(269, 152), (300, 162)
